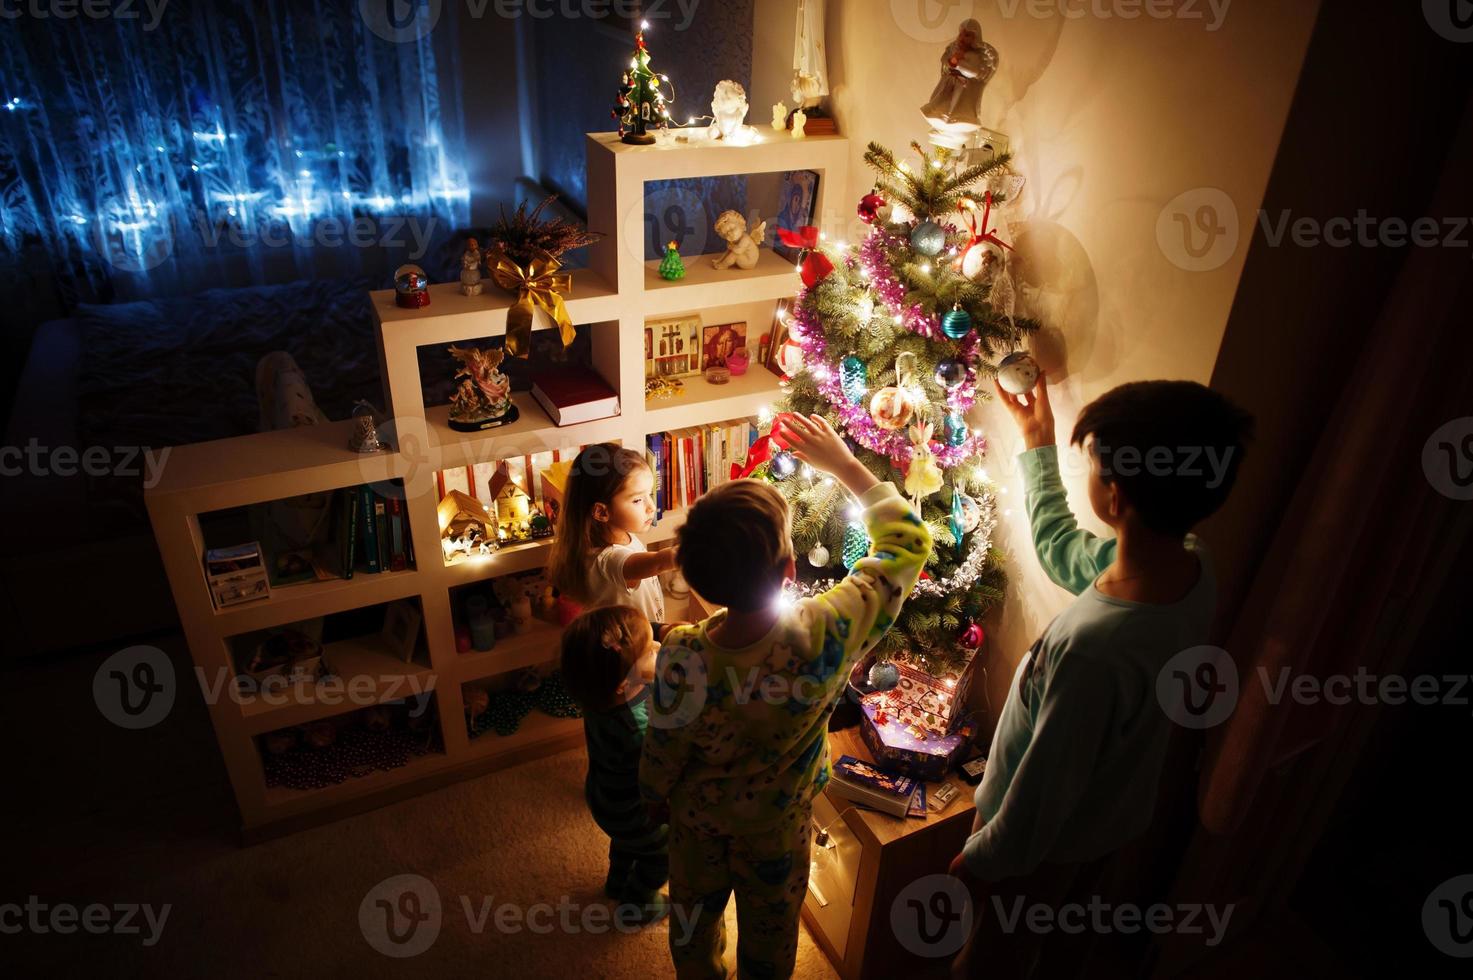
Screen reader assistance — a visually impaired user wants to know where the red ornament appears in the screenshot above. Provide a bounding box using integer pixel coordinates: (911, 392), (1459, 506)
(857, 193), (886, 224)
(776, 225), (833, 287)
(960, 622), (985, 650)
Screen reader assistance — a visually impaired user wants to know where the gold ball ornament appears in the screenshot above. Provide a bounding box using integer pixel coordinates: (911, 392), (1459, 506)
(869, 386), (915, 430)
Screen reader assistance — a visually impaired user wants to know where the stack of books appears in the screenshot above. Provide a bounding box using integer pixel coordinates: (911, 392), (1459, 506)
(827, 754), (920, 818)
(646, 417), (758, 517)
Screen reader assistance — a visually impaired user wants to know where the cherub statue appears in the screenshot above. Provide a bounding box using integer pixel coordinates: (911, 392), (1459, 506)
(460, 236), (483, 296)
(710, 210), (767, 270)
(920, 18), (998, 140)
(447, 344), (513, 429)
(709, 80), (748, 141)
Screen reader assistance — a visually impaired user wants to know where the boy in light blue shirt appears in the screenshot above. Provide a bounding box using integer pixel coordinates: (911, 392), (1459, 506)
(951, 376), (1252, 974)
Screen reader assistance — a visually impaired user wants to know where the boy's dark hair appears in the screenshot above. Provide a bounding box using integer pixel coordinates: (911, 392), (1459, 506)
(676, 480), (792, 613)
(1071, 380), (1253, 537)
(559, 605), (648, 712)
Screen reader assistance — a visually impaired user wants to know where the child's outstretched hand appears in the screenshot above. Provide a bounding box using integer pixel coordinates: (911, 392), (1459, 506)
(995, 372), (1056, 450)
(780, 414), (879, 496)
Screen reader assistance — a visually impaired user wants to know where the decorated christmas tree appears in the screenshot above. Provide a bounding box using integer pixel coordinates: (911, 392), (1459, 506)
(612, 24), (673, 145)
(755, 141), (1036, 684)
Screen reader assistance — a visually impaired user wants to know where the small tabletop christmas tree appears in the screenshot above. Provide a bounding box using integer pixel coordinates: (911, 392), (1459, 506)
(613, 23), (673, 145)
(658, 240), (686, 280)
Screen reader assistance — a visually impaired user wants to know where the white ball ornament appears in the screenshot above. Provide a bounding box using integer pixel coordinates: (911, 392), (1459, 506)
(869, 386), (915, 430)
(807, 544), (830, 567)
(997, 351), (1041, 395)
(957, 493), (982, 533)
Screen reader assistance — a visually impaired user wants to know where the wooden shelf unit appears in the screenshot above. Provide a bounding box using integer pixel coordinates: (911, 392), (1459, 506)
(145, 130), (848, 837)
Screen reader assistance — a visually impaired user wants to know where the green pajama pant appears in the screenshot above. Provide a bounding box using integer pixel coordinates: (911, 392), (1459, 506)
(668, 804), (813, 980)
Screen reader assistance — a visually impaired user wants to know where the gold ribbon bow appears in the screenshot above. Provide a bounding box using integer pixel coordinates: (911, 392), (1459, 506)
(486, 247), (575, 358)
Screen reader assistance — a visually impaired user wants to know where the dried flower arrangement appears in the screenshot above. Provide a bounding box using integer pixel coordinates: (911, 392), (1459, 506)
(487, 195), (602, 265)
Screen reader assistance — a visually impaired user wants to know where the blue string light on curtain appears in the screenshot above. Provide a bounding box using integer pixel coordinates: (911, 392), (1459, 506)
(0, 2), (469, 302)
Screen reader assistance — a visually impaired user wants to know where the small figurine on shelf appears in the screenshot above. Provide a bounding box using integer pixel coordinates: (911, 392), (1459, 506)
(487, 469), (535, 544)
(447, 344), (518, 432)
(658, 240), (686, 280)
(710, 210), (767, 271)
(709, 79), (749, 141)
(394, 264), (430, 308)
(613, 23), (673, 145)
(771, 101), (788, 131)
(460, 237), (484, 296)
(791, 108), (808, 139)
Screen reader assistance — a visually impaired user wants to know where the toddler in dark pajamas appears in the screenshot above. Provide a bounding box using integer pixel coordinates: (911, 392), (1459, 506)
(561, 604), (670, 920)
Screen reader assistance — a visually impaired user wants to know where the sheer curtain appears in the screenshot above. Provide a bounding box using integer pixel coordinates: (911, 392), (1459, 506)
(0, 1), (468, 303)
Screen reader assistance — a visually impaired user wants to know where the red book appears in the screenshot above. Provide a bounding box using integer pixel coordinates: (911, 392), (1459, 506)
(530, 368), (620, 426)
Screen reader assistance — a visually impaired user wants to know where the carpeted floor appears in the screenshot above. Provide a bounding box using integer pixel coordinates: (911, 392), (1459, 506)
(3, 632), (840, 979)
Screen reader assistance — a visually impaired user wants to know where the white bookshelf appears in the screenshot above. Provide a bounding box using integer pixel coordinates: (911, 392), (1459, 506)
(145, 131), (849, 838)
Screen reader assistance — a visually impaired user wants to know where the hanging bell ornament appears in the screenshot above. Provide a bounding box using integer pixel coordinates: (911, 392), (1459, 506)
(941, 305), (973, 340)
(843, 522), (869, 570)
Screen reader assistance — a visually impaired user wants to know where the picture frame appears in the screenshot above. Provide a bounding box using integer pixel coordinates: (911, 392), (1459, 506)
(701, 321), (747, 370)
(381, 600), (423, 663)
(644, 314), (703, 380)
(773, 170), (819, 261)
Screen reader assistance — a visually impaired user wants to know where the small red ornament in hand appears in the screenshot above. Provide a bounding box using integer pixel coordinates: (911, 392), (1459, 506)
(857, 193), (886, 225)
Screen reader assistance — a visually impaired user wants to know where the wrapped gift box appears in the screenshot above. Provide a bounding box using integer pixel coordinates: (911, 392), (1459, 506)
(849, 642), (982, 736)
(859, 695), (974, 782)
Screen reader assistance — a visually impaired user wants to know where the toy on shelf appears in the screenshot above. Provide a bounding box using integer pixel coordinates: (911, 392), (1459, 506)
(348, 400), (387, 453)
(613, 23), (673, 145)
(487, 468), (538, 544)
(394, 264), (430, 308)
(447, 344), (518, 432)
(205, 542), (271, 609)
(710, 210), (767, 270)
(437, 489), (496, 562)
(459, 237), (484, 296)
(658, 240), (686, 280)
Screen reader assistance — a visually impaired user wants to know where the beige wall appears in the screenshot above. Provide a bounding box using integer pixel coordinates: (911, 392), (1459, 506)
(755, 1), (1320, 714)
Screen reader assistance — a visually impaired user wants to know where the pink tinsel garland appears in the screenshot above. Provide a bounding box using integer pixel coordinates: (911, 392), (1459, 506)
(788, 229), (986, 469)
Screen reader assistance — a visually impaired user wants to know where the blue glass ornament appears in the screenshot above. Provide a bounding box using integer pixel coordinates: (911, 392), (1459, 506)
(941, 306), (973, 340)
(840, 354), (868, 405)
(944, 411), (969, 447)
(770, 450), (798, 479)
(868, 661), (900, 691)
(842, 522), (868, 570)
(950, 490), (965, 560)
(910, 220), (945, 256)
(934, 358), (966, 389)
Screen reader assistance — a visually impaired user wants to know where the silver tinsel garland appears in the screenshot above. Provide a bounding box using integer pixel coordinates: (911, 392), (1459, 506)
(784, 489), (1000, 600)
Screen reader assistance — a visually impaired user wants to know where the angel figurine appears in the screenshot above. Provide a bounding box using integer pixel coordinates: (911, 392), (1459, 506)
(710, 210), (767, 270)
(447, 344), (517, 431)
(460, 237), (484, 296)
(920, 18), (998, 144)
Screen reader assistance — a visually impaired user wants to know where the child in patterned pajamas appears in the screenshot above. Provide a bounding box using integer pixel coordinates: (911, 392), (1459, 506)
(640, 414), (932, 979)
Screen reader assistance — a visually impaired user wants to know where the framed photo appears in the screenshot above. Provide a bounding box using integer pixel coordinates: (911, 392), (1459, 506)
(644, 314), (702, 380)
(701, 321), (747, 370)
(773, 170), (819, 261)
(381, 600), (422, 663)
(765, 301), (793, 377)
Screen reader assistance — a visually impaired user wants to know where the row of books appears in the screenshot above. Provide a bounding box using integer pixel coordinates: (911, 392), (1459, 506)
(646, 418), (758, 517)
(319, 483), (415, 577)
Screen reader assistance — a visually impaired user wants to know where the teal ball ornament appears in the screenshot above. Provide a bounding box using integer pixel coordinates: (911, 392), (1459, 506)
(944, 412), (969, 447)
(910, 220), (945, 257)
(868, 661), (900, 691)
(941, 307), (973, 340)
(840, 354), (868, 405)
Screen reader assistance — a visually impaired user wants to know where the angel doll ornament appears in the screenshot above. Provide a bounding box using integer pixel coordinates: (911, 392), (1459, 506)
(920, 18), (999, 148)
